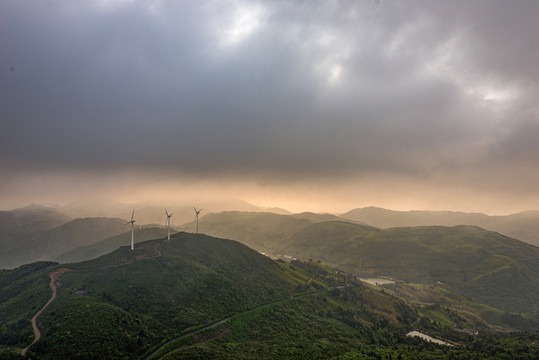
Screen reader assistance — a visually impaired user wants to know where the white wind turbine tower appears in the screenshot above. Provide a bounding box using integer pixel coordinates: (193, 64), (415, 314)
(126, 209), (136, 250)
(193, 207), (202, 233)
(165, 208), (174, 240)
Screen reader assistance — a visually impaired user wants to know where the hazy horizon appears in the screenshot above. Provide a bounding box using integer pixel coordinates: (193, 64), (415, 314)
(2, 1), (539, 215)
(3, 197), (538, 218)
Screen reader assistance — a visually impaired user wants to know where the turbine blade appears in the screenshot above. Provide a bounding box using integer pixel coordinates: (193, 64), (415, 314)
(131, 209), (135, 221)
(165, 208), (169, 217)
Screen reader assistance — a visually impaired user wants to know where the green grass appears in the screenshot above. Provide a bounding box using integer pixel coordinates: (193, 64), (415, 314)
(418, 308), (453, 327)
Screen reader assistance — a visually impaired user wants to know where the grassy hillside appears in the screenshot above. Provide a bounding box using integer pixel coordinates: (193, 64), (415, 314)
(174, 211), (539, 326)
(0, 217), (130, 269)
(55, 227), (170, 263)
(342, 207), (539, 247)
(0, 233), (328, 358)
(281, 222), (539, 317)
(0, 232), (420, 359)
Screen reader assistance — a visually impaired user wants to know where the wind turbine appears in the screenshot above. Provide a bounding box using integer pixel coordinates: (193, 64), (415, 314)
(126, 209), (135, 250)
(193, 207), (202, 233)
(165, 208), (174, 240)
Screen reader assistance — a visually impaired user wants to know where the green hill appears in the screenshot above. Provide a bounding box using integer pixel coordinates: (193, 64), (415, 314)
(281, 222), (539, 316)
(1, 232), (423, 359)
(175, 211), (539, 325)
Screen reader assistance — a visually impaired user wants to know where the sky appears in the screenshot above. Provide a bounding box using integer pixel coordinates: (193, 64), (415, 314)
(1, 0), (539, 215)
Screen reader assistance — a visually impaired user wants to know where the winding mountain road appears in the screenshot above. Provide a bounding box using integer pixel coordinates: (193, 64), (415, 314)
(21, 241), (163, 356)
(143, 317), (232, 360)
(21, 267), (71, 356)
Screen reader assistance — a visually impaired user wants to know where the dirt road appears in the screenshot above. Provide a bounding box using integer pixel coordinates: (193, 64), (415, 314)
(21, 267), (71, 356)
(21, 241), (164, 356)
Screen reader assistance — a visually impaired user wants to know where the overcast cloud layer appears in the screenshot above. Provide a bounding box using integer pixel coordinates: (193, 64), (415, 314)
(1, 0), (538, 213)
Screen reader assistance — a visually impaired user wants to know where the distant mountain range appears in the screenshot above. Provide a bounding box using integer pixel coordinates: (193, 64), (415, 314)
(0, 204), (70, 233)
(341, 206), (539, 247)
(0, 206), (130, 269)
(177, 210), (358, 253)
(53, 198), (290, 225)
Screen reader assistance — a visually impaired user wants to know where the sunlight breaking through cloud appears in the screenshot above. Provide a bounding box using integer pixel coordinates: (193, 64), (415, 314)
(216, 1), (266, 47)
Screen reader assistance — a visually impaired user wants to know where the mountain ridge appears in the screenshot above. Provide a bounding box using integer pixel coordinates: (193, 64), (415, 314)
(0, 212), (133, 269)
(342, 206), (539, 246)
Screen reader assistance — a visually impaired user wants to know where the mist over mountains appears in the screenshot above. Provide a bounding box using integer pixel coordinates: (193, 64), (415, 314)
(0, 207), (128, 269)
(342, 207), (539, 247)
(2, 203), (539, 270)
(54, 199), (289, 226)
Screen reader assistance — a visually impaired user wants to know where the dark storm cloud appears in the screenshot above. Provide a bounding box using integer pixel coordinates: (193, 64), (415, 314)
(1, 0), (538, 190)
